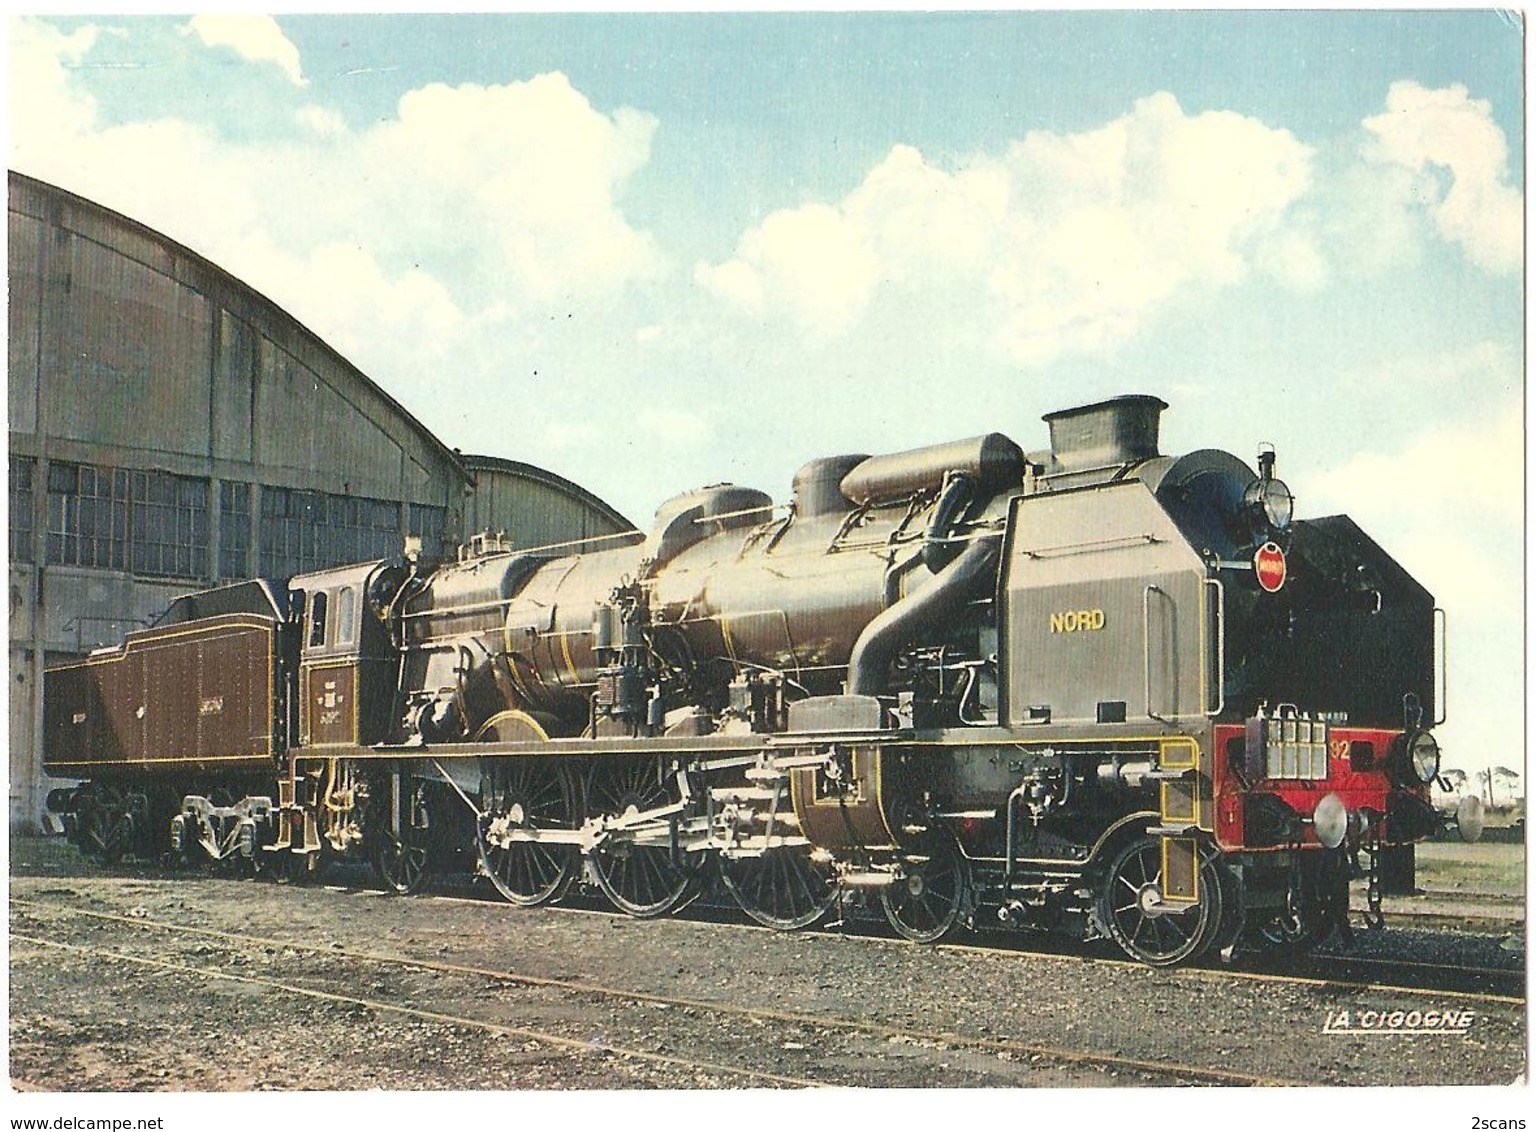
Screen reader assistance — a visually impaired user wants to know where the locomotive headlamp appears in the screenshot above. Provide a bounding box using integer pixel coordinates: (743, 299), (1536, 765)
(1405, 730), (1441, 785)
(1245, 444), (1293, 533)
(1252, 477), (1294, 530)
(1312, 792), (1349, 850)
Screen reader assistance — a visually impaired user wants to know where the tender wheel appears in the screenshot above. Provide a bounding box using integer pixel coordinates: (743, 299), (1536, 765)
(585, 757), (703, 918)
(478, 760), (580, 907)
(881, 834), (969, 943)
(79, 783), (132, 863)
(272, 849), (324, 884)
(372, 778), (434, 895)
(1100, 837), (1218, 967)
(200, 787), (255, 876)
(721, 847), (838, 931)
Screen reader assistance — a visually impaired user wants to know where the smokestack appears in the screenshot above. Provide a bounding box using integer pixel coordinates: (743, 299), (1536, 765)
(1042, 395), (1168, 471)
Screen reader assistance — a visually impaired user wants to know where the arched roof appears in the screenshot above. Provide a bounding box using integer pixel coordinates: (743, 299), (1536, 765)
(459, 453), (635, 535)
(8, 169), (468, 484)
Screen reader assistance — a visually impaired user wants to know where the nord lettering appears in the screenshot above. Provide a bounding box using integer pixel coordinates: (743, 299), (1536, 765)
(1049, 609), (1105, 634)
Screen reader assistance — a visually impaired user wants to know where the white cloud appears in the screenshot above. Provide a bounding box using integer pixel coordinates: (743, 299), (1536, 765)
(1331, 340), (1518, 401)
(238, 238), (467, 361)
(693, 257), (763, 312)
(1362, 81), (1522, 274)
(1297, 401), (1522, 623)
(1304, 409), (1521, 529)
(1251, 229), (1328, 292)
(697, 202), (880, 336)
(1294, 398), (1522, 776)
(8, 18), (100, 159)
(1315, 158), (1428, 277)
(184, 15), (306, 87)
(363, 74), (663, 300)
(296, 104), (348, 137)
(9, 22), (664, 403)
(697, 93), (1315, 365)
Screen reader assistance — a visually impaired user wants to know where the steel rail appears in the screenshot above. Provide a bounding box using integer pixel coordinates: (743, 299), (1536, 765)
(16, 876), (1520, 1002)
(1254, 951), (1528, 1001)
(9, 930), (826, 1090)
(399, 888), (1525, 1005)
(301, 879), (1536, 1002)
(920, 937), (1526, 1007)
(14, 897), (1301, 1087)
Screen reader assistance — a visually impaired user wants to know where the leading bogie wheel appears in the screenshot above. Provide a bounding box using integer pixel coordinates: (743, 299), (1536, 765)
(1252, 869), (1327, 956)
(478, 759), (581, 907)
(721, 846), (838, 931)
(1100, 837), (1219, 967)
(881, 834), (969, 943)
(1254, 911), (1325, 956)
(585, 756), (703, 918)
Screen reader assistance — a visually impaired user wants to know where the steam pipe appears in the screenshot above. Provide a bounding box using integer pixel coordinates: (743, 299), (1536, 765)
(846, 534), (1000, 696)
(922, 473), (974, 573)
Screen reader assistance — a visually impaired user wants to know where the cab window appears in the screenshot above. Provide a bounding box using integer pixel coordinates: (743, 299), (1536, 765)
(336, 586), (358, 648)
(307, 591), (329, 649)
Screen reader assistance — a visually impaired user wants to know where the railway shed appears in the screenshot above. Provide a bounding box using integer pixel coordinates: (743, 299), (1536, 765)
(7, 170), (634, 835)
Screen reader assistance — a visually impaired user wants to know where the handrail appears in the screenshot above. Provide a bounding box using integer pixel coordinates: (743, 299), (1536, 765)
(1018, 532), (1161, 560)
(1204, 576), (1225, 717)
(1143, 584), (1168, 723)
(1434, 606), (1447, 726)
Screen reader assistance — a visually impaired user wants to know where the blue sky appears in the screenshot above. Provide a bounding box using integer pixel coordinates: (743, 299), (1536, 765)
(8, 11), (1524, 779)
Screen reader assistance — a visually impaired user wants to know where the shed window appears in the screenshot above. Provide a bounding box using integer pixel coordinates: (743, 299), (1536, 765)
(261, 486), (402, 577)
(46, 461), (130, 571)
(10, 456), (35, 564)
(40, 459), (209, 579)
(130, 469), (209, 579)
(219, 481), (251, 580)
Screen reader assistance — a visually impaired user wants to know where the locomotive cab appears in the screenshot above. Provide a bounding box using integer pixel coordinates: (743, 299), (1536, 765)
(290, 561), (408, 749)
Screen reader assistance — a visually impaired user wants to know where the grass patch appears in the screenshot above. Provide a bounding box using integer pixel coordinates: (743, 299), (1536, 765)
(1413, 840), (1525, 897)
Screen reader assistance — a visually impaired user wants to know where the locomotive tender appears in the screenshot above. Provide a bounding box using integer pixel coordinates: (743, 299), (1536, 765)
(43, 394), (1445, 966)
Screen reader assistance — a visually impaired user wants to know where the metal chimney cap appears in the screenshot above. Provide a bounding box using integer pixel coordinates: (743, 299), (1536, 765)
(1041, 394), (1169, 471)
(1040, 393), (1169, 423)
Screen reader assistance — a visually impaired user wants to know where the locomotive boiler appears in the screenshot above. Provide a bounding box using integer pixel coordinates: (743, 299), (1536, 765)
(43, 394), (1444, 966)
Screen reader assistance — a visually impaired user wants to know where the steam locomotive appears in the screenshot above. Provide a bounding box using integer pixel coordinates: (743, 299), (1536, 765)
(43, 394), (1445, 966)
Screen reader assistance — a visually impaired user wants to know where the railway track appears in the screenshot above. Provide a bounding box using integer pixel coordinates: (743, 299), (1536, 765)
(1249, 947), (1525, 1001)
(12, 896), (1300, 1087)
(371, 878), (1526, 1002)
(14, 865), (1525, 1004)
(9, 932), (828, 1088)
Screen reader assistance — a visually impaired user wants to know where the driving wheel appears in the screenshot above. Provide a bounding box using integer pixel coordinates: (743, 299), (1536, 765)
(721, 846), (838, 931)
(478, 759), (580, 907)
(585, 756), (703, 918)
(372, 777), (434, 895)
(881, 833), (968, 943)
